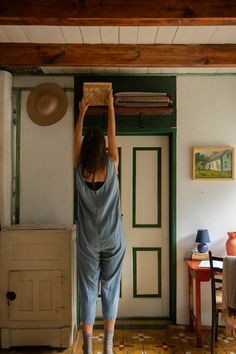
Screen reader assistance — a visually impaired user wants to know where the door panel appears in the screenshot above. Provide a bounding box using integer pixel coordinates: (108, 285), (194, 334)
(133, 148), (161, 227)
(97, 135), (169, 317)
(9, 270), (62, 321)
(133, 247), (161, 297)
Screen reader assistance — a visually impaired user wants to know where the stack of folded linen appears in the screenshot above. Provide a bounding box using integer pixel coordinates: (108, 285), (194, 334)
(114, 92), (172, 107)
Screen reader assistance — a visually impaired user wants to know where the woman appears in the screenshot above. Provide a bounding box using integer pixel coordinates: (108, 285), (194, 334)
(74, 90), (126, 354)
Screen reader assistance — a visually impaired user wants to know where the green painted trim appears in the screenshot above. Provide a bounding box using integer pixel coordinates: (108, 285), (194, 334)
(133, 147), (161, 228)
(11, 94), (17, 224)
(116, 128), (177, 135)
(169, 131), (177, 324)
(133, 247), (162, 298)
(132, 150), (136, 229)
(83, 115), (176, 133)
(15, 91), (21, 224)
(83, 127), (177, 136)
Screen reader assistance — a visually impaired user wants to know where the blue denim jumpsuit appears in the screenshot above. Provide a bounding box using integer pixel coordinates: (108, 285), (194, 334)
(76, 157), (126, 323)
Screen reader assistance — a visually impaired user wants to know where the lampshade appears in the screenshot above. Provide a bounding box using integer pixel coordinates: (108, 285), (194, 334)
(195, 229), (210, 244)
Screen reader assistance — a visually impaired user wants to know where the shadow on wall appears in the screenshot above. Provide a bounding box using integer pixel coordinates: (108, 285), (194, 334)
(178, 233), (196, 259)
(210, 237), (227, 257)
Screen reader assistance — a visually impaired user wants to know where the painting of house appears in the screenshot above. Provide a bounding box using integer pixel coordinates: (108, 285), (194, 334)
(206, 150), (232, 171)
(193, 147), (234, 179)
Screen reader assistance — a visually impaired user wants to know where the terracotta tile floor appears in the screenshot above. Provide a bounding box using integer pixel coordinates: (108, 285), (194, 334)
(1, 321), (236, 354)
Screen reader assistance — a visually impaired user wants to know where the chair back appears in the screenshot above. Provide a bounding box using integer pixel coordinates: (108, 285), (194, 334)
(209, 251), (223, 309)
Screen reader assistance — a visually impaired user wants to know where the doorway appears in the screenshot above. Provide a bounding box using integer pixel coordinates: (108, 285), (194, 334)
(74, 74), (177, 322)
(96, 135), (170, 318)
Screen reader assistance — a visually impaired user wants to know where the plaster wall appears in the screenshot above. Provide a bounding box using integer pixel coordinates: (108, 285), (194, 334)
(176, 75), (236, 325)
(13, 76), (74, 225)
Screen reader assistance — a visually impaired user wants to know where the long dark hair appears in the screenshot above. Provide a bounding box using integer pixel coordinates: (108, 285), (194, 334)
(80, 128), (108, 179)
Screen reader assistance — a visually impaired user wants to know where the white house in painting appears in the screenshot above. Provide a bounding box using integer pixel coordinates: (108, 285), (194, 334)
(205, 150), (232, 171)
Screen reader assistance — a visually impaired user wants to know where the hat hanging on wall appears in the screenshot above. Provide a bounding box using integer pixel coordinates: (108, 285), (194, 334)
(26, 83), (68, 126)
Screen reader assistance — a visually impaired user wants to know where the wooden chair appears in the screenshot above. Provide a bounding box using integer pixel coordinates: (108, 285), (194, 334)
(209, 250), (224, 354)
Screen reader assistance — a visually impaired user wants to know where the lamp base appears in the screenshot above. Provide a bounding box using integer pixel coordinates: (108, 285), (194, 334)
(197, 243), (208, 253)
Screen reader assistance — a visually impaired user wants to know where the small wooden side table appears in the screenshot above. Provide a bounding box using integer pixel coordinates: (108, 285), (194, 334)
(185, 259), (211, 347)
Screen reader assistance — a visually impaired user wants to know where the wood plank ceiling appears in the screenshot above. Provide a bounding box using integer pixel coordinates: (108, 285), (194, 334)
(0, 0), (236, 74)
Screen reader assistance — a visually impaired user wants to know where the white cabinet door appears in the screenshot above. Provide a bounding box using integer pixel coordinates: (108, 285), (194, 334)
(9, 270), (62, 321)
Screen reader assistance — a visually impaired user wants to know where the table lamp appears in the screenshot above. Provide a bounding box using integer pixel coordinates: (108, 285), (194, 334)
(195, 229), (210, 253)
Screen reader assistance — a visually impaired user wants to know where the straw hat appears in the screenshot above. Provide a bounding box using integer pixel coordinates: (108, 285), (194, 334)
(26, 83), (68, 126)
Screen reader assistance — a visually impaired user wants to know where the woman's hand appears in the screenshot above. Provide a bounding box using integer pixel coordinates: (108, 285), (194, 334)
(79, 97), (90, 116)
(106, 89), (114, 109)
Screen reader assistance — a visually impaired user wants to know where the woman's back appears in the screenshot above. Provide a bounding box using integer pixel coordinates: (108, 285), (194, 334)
(83, 165), (108, 183)
(76, 157), (123, 249)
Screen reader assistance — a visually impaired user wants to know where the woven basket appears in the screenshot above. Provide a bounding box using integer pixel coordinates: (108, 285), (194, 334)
(83, 82), (112, 106)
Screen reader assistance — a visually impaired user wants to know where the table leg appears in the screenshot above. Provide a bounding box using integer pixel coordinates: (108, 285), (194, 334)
(195, 273), (202, 347)
(188, 271), (194, 329)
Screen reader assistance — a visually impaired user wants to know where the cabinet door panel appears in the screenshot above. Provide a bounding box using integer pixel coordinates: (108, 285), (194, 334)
(9, 270), (62, 320)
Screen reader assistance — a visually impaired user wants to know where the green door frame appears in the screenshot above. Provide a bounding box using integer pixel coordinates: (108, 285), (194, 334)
(115, 128), (177, 324)
(75, 127), (177, 324)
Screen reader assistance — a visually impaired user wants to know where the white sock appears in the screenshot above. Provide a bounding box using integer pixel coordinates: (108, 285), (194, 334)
(103, 329), (114, 354)
(82, 332), (93, 354)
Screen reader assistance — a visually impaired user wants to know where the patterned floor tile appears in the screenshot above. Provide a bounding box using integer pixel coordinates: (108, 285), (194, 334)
(0, 325), (236, 354)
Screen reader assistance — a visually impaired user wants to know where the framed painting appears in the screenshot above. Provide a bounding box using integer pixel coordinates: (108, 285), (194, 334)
(192, 146), (235, 180)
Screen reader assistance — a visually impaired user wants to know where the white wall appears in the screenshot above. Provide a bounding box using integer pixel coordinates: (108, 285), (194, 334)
(177, 76), (236, 325)
(13, 76), (74, 225)
(0, 71), (12, 228)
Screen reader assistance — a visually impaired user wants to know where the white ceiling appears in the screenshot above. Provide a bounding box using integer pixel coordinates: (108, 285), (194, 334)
(1, 25), (236, 74)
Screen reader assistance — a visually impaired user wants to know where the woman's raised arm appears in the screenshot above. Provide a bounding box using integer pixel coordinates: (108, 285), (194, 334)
(107, 90), (119, 173)
(74, 98), (89, 169)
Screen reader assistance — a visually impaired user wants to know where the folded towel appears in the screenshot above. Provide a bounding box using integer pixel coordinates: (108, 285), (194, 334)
(114, 92), (168, 97)
(114, 92), (172, 107)
(116, 96), (170, 103)
(114, 101), (170, 108)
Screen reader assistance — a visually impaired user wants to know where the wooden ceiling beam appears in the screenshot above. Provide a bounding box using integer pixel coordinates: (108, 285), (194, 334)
(0, 43), (236, 67)
(0, 0), (236, 26)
